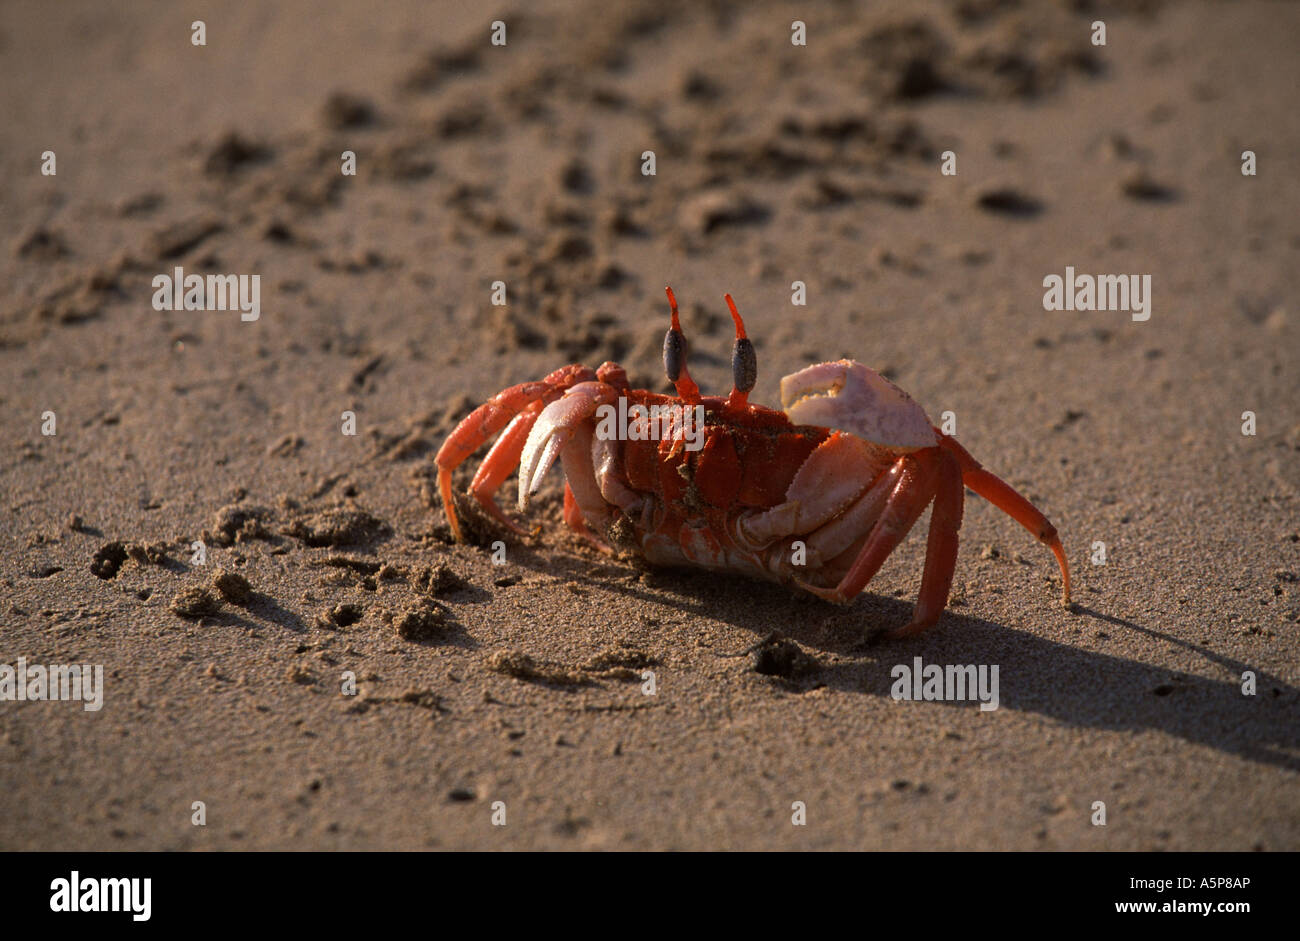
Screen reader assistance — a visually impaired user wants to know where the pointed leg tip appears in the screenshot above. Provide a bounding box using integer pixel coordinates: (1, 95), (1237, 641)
(444, 503), (465, 544)
(475, 500), (530, 538)
(794, 577), (839, 602)
(1046, 535), (1072, 604)
(886, 619), (937, 640)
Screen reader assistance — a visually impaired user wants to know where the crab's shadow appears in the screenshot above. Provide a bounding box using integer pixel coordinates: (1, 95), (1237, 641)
(503, 542), (1300, 773)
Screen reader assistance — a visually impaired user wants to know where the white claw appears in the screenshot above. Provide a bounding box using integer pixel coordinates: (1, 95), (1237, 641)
(519, 433), (563, 510)
(516, 382), (616, 511)
(781, 360), (938, 450)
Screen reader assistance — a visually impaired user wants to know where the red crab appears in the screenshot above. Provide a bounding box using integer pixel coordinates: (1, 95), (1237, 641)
(435, 287), (1071, 637)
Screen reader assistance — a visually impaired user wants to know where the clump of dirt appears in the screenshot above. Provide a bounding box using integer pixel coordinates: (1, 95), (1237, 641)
(15, 227), (70, 261)
(203, 132), (272, 176)
(322, 91), (376, 129)
(18, 252), (136, 328)
(127, 543), (168, 565)
(266, 434), (305, 457)
(117, 191), (163, 216)
(284, 507), (392, 547)
(392, 601), (448, 641)
(368, 140), (436, 182)
(485, 649), (597, 687)
(311, 556), (381, 576)
(1121, 169), (1178, 202)
(678, 189), (771, 236)
(401, 689), (445, 712)
(207, 504), (275, 546)
(960, 34), (1102, 100)
(401, 43), (481, 92)
(350, 687), (448, 717)
(859, 20), (951, 101)
(211, 570), (253, 605)
(285, 664), (316, 685)
(580, 648), (660, 681)
(171, 587), (223, 619)
(411, 563), (469, 597)
(975, 187), (1043, 217)
(435, 100), (493, 138)
(149, 216), (224, 260)
(90, 540), (167, 579)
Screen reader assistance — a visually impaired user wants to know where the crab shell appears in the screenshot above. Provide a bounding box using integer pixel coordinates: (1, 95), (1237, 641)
(781, 360), (939, 451)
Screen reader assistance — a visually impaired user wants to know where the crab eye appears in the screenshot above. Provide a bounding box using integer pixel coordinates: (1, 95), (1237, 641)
(732, 336), (756, 394)
(663, 327), (685, 382)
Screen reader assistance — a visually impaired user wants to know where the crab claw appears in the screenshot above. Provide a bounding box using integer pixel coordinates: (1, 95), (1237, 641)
(781, 360), (938, 451)
(518, 382), (618, 511)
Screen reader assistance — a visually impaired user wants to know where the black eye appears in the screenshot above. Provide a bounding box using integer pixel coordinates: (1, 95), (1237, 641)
(732, 336), (756, 394)
(663, 327), (685, 382)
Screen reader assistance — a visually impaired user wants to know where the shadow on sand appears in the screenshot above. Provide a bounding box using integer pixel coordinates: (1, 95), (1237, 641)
(499, 542), (1300, 773)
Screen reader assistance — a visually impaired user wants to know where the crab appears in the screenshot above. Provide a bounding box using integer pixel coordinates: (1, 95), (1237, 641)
(435, 287), (1071, 637)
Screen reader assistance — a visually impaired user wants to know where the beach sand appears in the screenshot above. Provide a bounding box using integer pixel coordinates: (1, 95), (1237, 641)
(1, 0), (1296, 850)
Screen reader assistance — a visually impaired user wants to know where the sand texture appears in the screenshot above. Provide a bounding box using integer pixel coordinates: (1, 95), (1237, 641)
(1, 0), (1297, 850)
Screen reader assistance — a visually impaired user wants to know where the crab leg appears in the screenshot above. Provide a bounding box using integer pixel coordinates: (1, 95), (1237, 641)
(563, 482), (611, 551)
(559, 421), (614, 541)
(559, 426), (613, 551)
(795, 451), (941, 604)
(738, 432), (889, 548)
(436, 364), (596, 541)
(799, 462), (898, 567)
(591, 435), (645, 516)
(466, 401), (544, 535)
(890, 449), (965, 637)
(938, 433), (1071, 604)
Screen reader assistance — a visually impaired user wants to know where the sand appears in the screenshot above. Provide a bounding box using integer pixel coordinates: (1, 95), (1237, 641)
(0, 0), (1296, 850)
